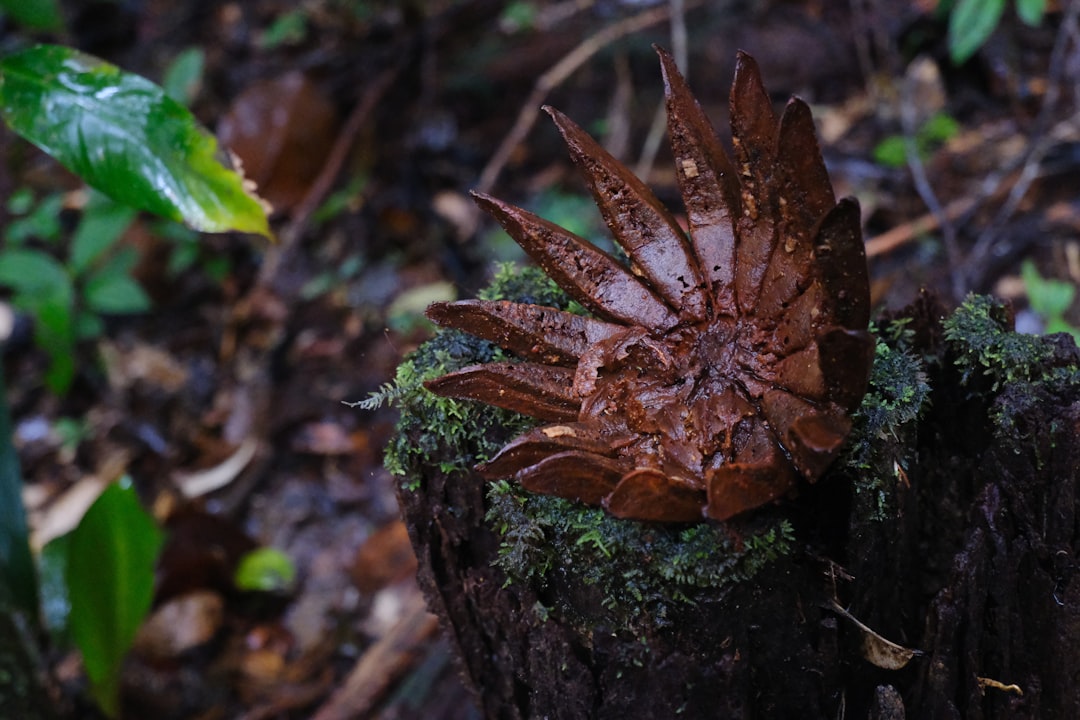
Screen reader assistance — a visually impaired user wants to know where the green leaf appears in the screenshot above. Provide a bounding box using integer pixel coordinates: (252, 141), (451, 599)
(84, 272), (151, 315)
(67, 478), (163, 717)
(1022, 259), (1075, 318)
(161, 47), (204, 106)
(1016, 0), (1046, 26)
(921, 112), (960, 144)
(0, 362), (39, 619)
(0, 249), (78, 392)
(36, 294), (76, 393)
(872, 135), (908, 168)
(0, 247), (70, 297)
(4, 191), (63, 245)
(70, 193), (137, 275)
(83, 245), (151, 314)
(234, 547), (296, 592)
(0, 44), (271, 237)
(0, 0), (63, 30)
(948, 0), (1006, 64)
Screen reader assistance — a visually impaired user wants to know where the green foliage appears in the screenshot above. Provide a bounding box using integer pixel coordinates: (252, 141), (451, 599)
(873, 112), (959, 168)
(234, 548), (296, 593)
(499, 1), (539, 33)
(843, 322), (931, 520)
(0, 191), (149, 393)
(1021, 259), (1080, 343)
(161, 47), (205, 106)
(946, 0), (1046, 64)
(258, 10), (309, 49)
(0, 0), (62, 30)
(486, 479), (795, 631)
(66, 479), (163, 717)
(0, 44), (270, 237)
(945, 294), (1080, 439)
(0, 363), (39, 620)
(380, 266), (558, 484)
(945, 294), (1075, 389)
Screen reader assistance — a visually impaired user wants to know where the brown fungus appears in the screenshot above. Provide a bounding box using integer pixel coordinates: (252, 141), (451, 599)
(424, 48), (874, 522)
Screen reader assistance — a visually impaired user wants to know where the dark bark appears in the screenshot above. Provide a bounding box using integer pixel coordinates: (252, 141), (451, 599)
(395, 297), (1080, 719)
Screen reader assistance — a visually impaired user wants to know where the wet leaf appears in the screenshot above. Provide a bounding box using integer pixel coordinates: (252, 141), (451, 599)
(67, 478), (163, 717)
(217, 71), (338, 213)
(0, 45), (271, 237)
(831, 600), (920, 670)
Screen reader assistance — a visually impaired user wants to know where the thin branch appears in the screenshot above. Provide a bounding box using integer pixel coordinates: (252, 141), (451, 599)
(634, 0), (688, 179)
(963, 0), (1080, 286)
(899, 67), (965, 302)
(474, 1), (701, 197)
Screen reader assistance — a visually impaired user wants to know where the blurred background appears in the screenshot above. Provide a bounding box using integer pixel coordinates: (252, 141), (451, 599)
(1, 0), (1077, 717)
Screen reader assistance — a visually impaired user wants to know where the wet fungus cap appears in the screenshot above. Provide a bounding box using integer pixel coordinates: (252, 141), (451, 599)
(424, 47), (874, 522)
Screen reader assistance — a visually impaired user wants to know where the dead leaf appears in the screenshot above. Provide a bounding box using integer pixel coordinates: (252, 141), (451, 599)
(830, 600), (921, 670)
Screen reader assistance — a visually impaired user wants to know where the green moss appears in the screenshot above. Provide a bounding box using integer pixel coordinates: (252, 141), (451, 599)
(944, 294), (1075, 391)
(486, 478), (794, 631)
(379, 263), (562, 486)
(944, 294), (1080, 439)
(842, 319), (931, 520)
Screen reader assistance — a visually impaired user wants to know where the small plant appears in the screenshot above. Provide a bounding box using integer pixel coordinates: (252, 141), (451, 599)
(0, 191), (148, 393)
(1021, 259), (1080, 343)
(0, 42), (272, 717)
(873, 112), (960, 169)
(945, 0), (1047, 65)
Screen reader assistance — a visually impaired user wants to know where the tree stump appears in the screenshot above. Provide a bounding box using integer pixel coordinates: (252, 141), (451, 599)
(389, 283), (1080, 719)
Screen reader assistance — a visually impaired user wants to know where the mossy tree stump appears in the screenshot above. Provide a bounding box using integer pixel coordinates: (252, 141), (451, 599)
(382, 270), (1080, 719)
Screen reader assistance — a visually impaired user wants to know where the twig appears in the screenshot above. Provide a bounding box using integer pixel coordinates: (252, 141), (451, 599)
(864, 197), (975, 259)
(261, 62), (401, 285)
(634, 0), (689, 180)
(474, 1), (701, 197)
(899, 68), (965, 302)
(963, 0), (1080, 286)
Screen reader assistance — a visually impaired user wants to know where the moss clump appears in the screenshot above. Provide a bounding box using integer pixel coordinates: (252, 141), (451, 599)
(944, 294), (1077, 390)
(944, 294), (1080, 438)
(380, 262), (796, 634)
(379, 264), (558, 485)
(842, 319), (931, 520)
(486, 478), (795, 632)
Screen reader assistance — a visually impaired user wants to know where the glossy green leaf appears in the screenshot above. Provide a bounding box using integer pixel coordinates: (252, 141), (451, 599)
(0, 362), (39, 619)
(948, 0), (1006, 64)
(234, 547), (296, 592)
(66, 478), (163, 717)
(0, 44), (271, 237)
(0, 0), (63, 30)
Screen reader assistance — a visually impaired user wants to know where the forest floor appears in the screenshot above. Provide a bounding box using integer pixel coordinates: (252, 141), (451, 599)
(3, 1), (1079, 718)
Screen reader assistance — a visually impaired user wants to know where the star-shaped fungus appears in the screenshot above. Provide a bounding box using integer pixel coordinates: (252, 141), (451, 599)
(424, 48), (874, 522)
